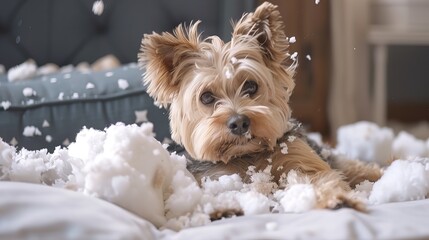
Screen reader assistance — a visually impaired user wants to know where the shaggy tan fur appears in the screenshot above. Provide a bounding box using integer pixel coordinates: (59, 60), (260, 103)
(139, 2), (381, 211)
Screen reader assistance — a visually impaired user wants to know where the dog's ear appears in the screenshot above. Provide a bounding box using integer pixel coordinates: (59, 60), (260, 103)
(138, 22), (201, 106)
(232, 2), (289, 65)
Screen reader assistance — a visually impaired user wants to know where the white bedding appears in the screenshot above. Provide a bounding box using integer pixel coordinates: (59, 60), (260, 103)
(1, 181), (429, 240)
(172, 200), (429, 240)
(0, 182), (161, 240)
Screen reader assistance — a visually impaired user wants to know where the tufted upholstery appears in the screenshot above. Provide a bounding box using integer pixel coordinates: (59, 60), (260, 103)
(0, 0), (255, 69)
(0, 0), (255, 151)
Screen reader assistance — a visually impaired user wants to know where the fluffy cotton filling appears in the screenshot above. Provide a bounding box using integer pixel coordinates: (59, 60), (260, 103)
(0, 121), (429, 230)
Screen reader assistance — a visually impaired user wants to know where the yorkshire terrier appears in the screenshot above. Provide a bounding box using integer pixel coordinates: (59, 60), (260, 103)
(139, 2), (381, 211)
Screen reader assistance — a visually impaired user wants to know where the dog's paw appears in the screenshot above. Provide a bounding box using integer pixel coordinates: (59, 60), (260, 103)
(209, 208), (244, 221)
(322, 194), (366, 212)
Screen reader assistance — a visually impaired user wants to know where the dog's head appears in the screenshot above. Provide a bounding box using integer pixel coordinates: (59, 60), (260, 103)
(139, 2), (295, 163)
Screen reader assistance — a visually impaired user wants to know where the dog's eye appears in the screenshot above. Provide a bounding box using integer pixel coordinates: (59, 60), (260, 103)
(200, 91), (215, 105)
(242, 80), (258, 95)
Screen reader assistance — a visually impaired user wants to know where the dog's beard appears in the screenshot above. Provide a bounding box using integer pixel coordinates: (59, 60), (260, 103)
(181, 103), (290, 163)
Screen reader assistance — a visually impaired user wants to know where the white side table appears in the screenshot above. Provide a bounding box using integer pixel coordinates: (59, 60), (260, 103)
(368, 26), (429, 125)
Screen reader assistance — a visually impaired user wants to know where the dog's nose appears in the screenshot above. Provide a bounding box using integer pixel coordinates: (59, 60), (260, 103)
(227, 114), (250, 135)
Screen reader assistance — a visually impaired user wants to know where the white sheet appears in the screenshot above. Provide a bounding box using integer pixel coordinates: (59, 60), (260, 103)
(171, 200), (429, 240)
(0, 182), (162, 240)
(1, 182), (429, 240)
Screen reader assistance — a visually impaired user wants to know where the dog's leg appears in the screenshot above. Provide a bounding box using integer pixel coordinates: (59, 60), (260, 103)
(270, 138), (365, 211)
(308, 170), (365, 211)
(329, 157), (382, 187)
(270, 138), (332, 178)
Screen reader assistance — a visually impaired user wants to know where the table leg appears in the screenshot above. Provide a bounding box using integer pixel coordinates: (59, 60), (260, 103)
(373, 44), (388, 126)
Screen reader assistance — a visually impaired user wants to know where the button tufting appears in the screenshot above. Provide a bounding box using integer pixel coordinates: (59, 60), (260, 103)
(95, 23), (108, 34)
(0, 23), (8, 33)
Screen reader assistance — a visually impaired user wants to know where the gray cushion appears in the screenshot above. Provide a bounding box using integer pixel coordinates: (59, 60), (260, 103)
(0, 64), (170, 151)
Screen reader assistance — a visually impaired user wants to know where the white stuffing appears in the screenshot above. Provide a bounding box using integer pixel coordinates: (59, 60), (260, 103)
(22, 126), (42, 137)
(118, 79), (129, 90)
(336, 121), (394, 166)
(68, 123), (173, 227)
(369, 159), (429, 204)
(393, 131), (429, 159)
(306, 54), (312, 61)
(7, 59), (37, 82)
(1, 101), (11, 110)
(92, 0), (104, 15)
(290, 52), (298, 61)
(0, 121), (429, 231)
(135, 110), (148, 123)
(86, 82), (95, 89)
(26, 99), (35, 105)
(8, 148), (70, 184)
(237, 191), (272, 215)
(37, 64), (59, 76)
(9, 138), (18, 147)
(222, 63), (235, 81)
(62, 138), (70, 146)
(22, 87), (36, 97)
(246, 165), (278, 194)
(276, 183), (316, 213)
(0, 138), (15, 180)
(165, 170), (202, 219)
(280, 142), (288, 154)
(42, 120), (50, 128)
(352, 180), (374, 203)
(307, 132), (323, 146)
(273, 170), (316, 213)
(60, 65), (74, 73)
(244, 131), (252, 139)
(4, 58), (121, 84)
(287, 135), (296, 143)
(202, 174), (243, 195)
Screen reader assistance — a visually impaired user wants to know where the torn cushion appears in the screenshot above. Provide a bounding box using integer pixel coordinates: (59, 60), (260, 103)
(0, 63), (170, 151)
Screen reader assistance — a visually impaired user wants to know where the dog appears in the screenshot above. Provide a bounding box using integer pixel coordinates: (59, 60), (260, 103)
(138, 2), (381, 211)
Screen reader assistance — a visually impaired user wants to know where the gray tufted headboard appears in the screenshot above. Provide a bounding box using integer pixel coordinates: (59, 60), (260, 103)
(0, 0), (255, 69)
